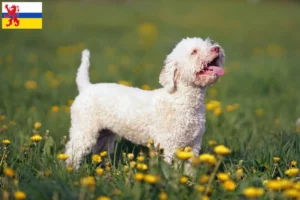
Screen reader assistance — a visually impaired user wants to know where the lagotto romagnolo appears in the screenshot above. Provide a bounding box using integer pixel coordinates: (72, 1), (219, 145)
(65, 37), (225, 169)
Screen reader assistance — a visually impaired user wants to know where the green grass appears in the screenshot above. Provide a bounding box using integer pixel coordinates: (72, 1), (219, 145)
(1, 0), (300, 199)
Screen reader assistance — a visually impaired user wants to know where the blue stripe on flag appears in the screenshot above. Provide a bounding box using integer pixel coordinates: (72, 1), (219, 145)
(2, 13), (42, 18)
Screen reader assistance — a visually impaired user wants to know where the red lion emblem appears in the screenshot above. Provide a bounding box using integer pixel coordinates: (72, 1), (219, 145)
(4, 4), (20, 27)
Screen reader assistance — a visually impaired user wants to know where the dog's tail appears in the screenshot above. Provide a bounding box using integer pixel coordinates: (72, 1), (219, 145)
(76, 49), (91, 93)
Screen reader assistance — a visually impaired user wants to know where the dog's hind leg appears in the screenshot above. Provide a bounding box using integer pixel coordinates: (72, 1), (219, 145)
(65, 103), (101, 169)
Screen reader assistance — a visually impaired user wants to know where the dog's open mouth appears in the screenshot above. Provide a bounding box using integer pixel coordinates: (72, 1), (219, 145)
(197, 56), (224, 77)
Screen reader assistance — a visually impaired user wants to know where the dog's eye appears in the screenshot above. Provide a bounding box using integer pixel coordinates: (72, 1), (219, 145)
(191, 49), (198, 55)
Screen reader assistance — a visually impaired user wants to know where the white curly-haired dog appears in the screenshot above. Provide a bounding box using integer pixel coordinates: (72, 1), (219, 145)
(65, 37), (225, 169)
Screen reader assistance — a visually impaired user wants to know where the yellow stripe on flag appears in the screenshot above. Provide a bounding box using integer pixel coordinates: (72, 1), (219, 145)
(2, 18), (42, 29)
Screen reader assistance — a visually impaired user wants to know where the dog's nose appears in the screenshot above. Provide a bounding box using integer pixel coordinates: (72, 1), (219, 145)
(211, 46), (220, 53)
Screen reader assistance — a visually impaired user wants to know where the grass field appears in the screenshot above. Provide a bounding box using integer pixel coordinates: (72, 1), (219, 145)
(1, 0), (300, 199)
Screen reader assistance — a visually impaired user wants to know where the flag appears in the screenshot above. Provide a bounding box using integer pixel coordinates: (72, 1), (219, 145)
(2, 2), (42, 29)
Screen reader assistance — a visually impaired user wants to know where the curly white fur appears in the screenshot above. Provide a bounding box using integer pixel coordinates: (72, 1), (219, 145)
(65, 37), (225, 169)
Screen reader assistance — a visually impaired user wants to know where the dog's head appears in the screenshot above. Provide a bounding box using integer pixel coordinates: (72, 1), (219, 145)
(159, 37), (225, 92)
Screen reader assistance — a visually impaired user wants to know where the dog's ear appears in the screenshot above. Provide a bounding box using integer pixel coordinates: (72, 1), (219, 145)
(159, 61), (178, 93)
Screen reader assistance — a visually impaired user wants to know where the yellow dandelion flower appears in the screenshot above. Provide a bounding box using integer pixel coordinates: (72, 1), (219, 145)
(202, 196), (210, 200)
(63, 106), (70, 113)
(291, 160), (297, 167)
(199, 175), (210, 184)
(199, 153), (217, 165)
(50, 79), (60, 88)
(205, 103), (215, 111)
(2, 124), (8, 130)
(14, 179), (19, 186)
(112, 189), (121, 195)
(4, 168), (15, 177)
(273, 157), (280, 162)
(267, 180), (281, 190)
(214, 145), (232, 156)
(57, 153), (68, 161)
(30, 135), (42, 143)
(211, 100), (221, 107)
(103, 46), (115, 57)
(9, 120), (16, 126)
(217, 173), (230, 182)
(34, 122), (42, 130)
(73, 181), (79, 186)
(243, 187), (265, 198)
(67, 167), (73, 173)
(45, 71), (54, 80)
(118, 80), (132, 86)
(274, 118), (280, 126)
(293, 182), (300, 190)
(25, 80), (37, 89)
(148, 138), (154, 145)
(222, 180), (236, 191)
(67, 100), (74, 106)
(51, 105), (59, 113)
(137, 155), (145, 162)
(213, 107), (222, 116)
(226, 105), (234, 112)
(0, 115), (6, 121)
(100, 151), (107, 157)
(44, 169), (52, 177)
(81, 176), (96, 188)
(284, 189), (300, 198)
(95, 168), (104, 176)
(236, 168), (244, 179)
(232, 103), (239, 110)
(206, 100), (221, 111)
(208, 140), (217, 146)
(149, 149), (156, 158)
(144, 174), (158, 184)
(137, 22), (158, 38)
(127, 153), (134, 160)
(141, 84), (151, 90)
(285, 168), (299, 177)
(196, 185), (205, 193)
(134, 173), (144, 181)
(255, 108), (264, 117)
(179, 176), (188, 184)
(158, 191), (168, 200)
(267, 44), (285, 57)
(14, 190), (26, 200)
(208, 88), (218, 97)
(2, 139), (11, 146)
(176, 151), (193, 160)
(105, 166), (111, 171)
(191, 156), (201, 166)
(91, 154), (102, 163)
(105, 162), (111, 167)
(130, 161), (136, 168)
(184, 146), (192, 152)
(96, 196), (110, 200)
(124, 165), (129, 172)
(267, 179), (293, 190)
(137, 163), (148, 171)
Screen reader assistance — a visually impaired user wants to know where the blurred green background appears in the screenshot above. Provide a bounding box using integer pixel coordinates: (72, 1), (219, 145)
(1, 0), (300, 161)
(1, 0), (300, 199)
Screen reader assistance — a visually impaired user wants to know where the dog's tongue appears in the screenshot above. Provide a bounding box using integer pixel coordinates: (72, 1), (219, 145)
(205, 66), (225, 76)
